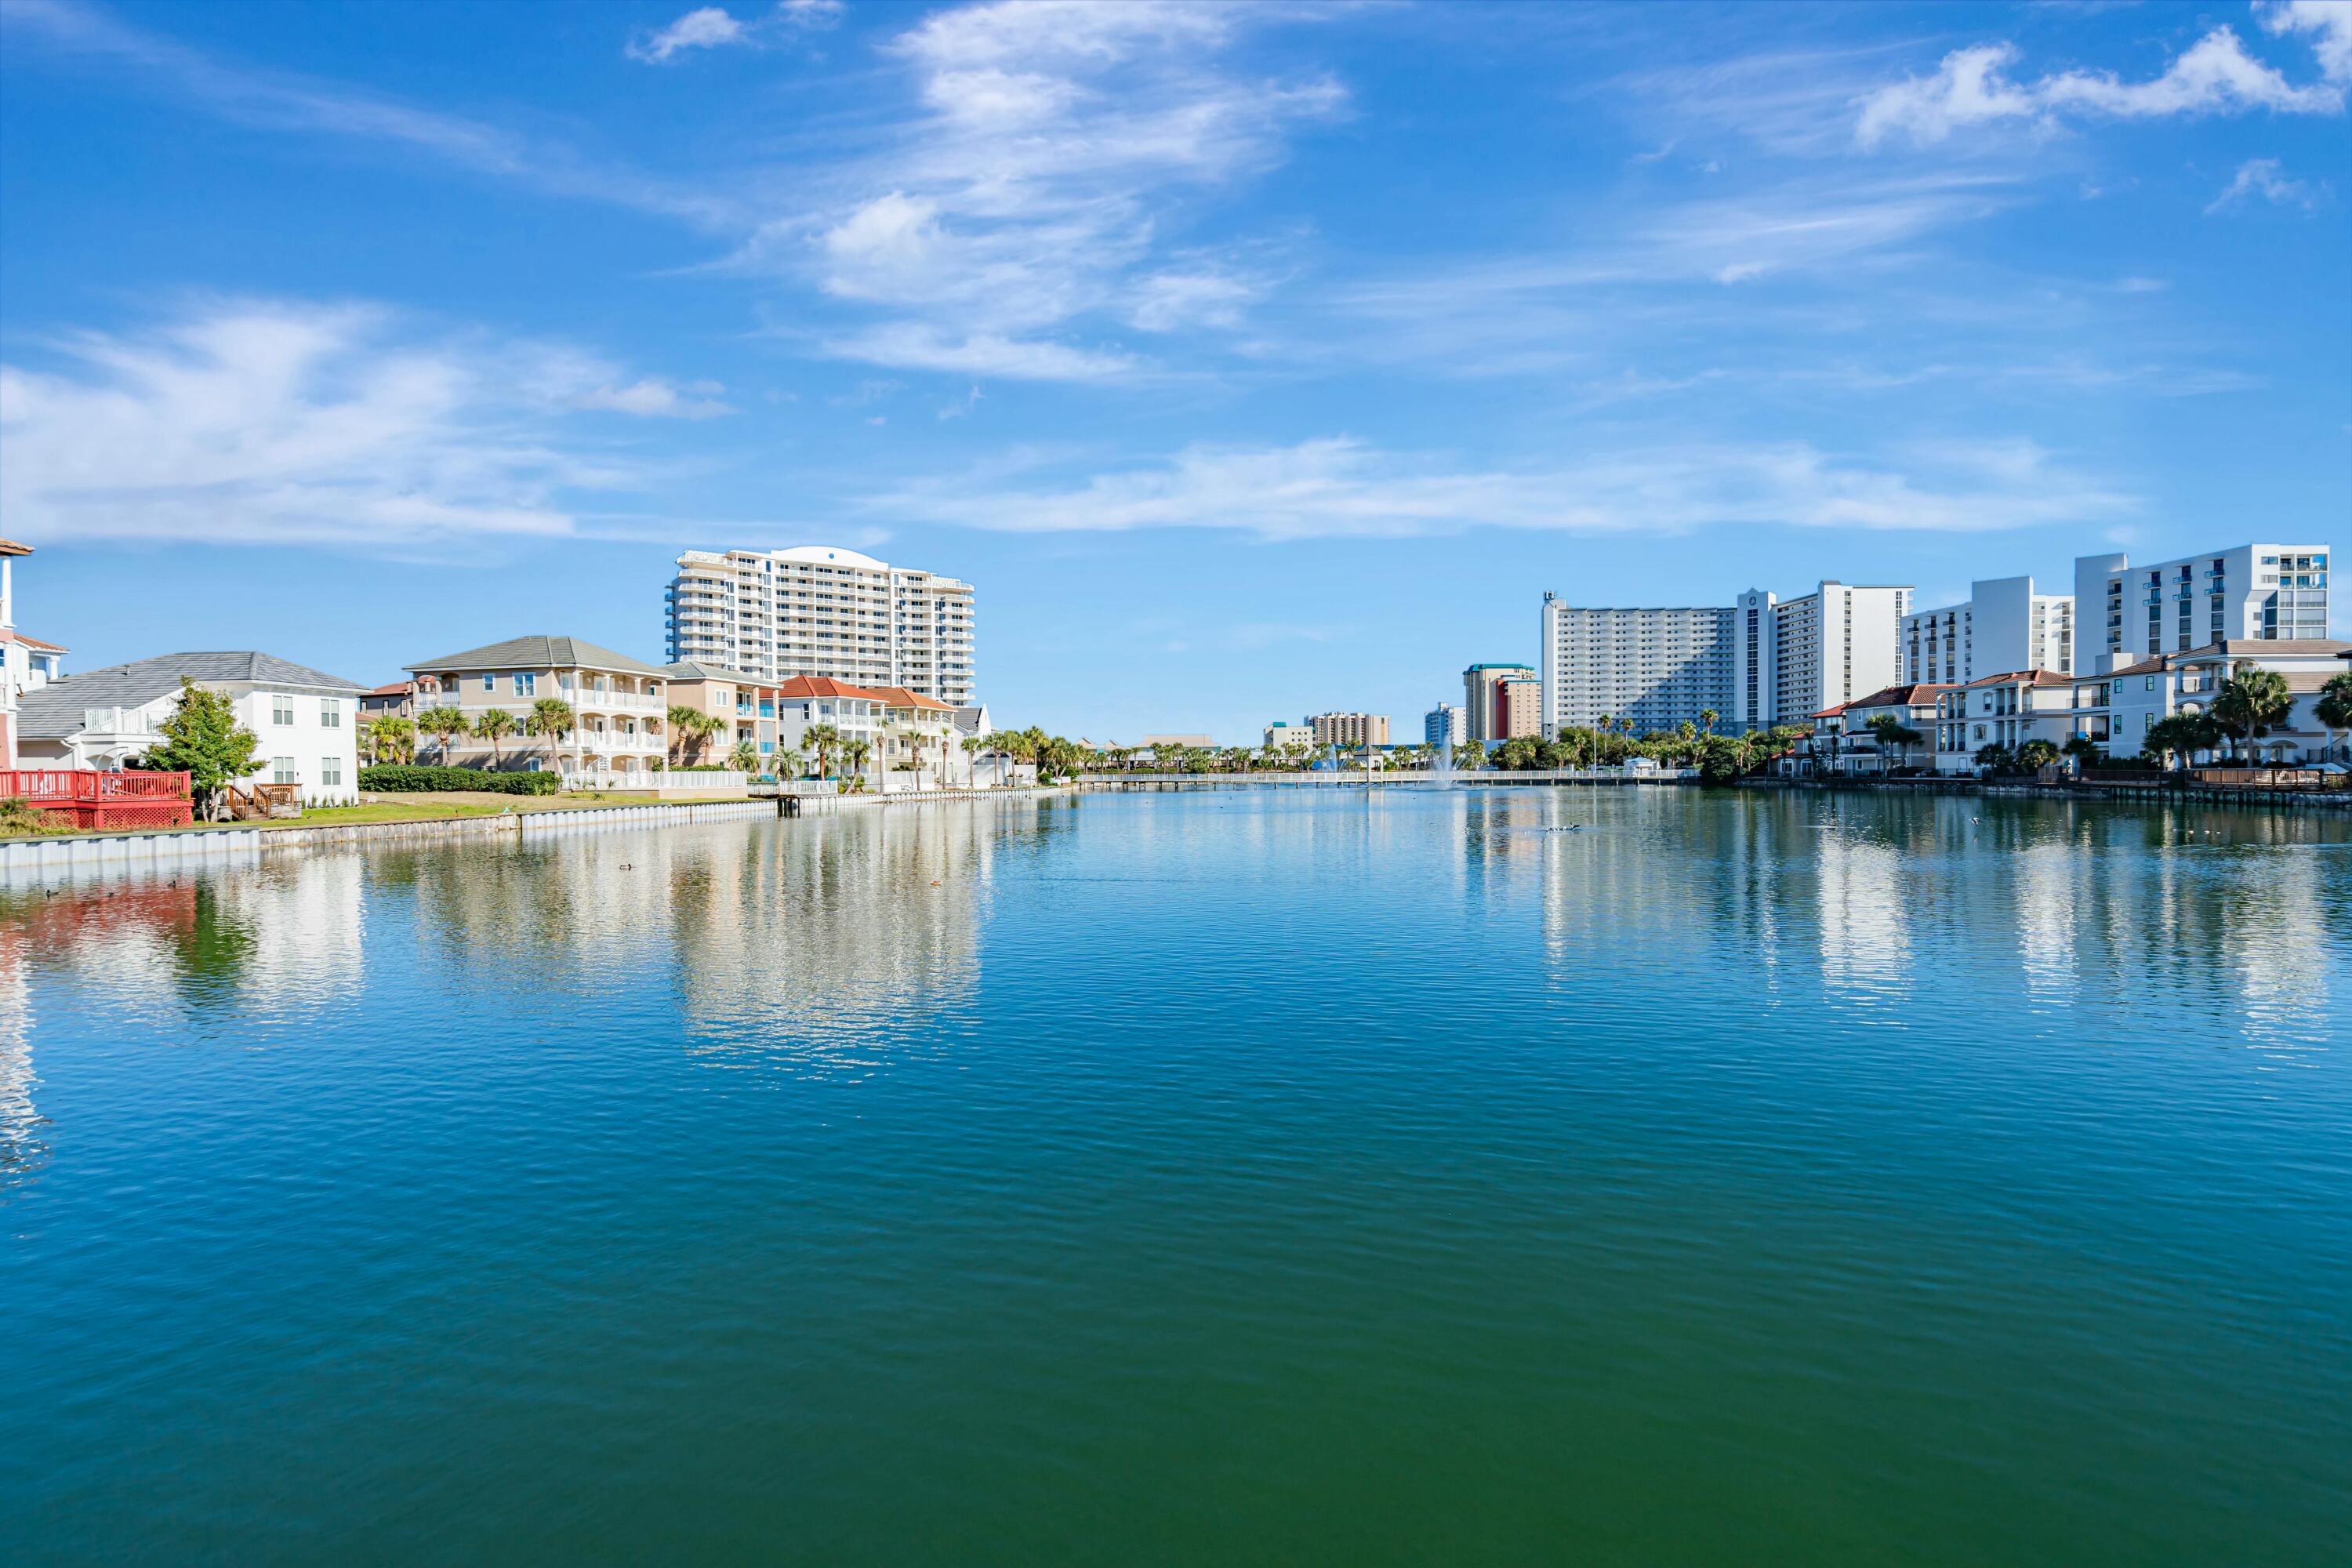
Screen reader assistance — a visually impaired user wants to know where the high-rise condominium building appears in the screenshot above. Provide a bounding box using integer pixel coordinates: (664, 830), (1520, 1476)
(666, 546), (976, 707)
(2072, 543), (2331, 674)
(1757, 580), (1912, 728)
(1461, 663), (1538, 742)
(1900, 575), (2073, 688)
(1309, 711), (1390, 747)
(1424, 703), (1467, 746)
(1540, 594), (1737, 737)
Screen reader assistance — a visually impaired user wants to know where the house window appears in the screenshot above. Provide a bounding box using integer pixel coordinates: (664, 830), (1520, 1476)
(482, 673), (496, 691)
(321, 756), (343, 787)
(320, 698), (341, 728)
(272, 757), (297, 785)
(513, 673), (535, 696)
(272, 694), (296, 726)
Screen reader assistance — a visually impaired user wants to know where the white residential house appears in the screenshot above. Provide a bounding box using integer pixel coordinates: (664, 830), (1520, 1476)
(405, 635), (671, 786)
(1785, 683), (1947, 776)
(2103, 637), (2352, 765)
(1931, 670), (2099, 775)
(0, 539), (68, 770)
(15, 652), (364, 804)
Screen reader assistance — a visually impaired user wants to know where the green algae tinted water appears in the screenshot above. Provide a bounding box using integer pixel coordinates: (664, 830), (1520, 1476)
(4, 788), (2347, 1564)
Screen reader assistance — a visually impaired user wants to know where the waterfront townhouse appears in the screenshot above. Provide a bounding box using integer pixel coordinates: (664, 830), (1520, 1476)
(1932, 671), (2096, 774)
(661, 661), (781, 769)
(870, 685), (964, 788)
(773, 675), (889, 782)
(1791, 683), (1947, 775)
(2073, 543), (2330, 673)
(2103, 637), (2352, 764)
(406, 636), (670, 786)
(16, 651), (364, 804)
(1900, 576), (2073, 687)
(667, 545), (977, 708)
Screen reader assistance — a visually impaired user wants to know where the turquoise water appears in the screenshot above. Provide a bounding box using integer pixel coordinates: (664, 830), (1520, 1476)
(4, 788), (2348, 1564)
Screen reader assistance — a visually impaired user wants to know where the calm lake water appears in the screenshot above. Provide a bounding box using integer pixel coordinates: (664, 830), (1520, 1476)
(5, 787), (2348, 1565)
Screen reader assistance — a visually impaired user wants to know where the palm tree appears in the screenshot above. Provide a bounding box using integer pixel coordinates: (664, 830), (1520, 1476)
(369, 715), (416, 764)
(418, 704), (470, 764)
(2213, 667), (2292, 770)
(665, 704), (704, 766)
(1866, 714), (1922, 772)
(2142, 711), (2218, 775)
(1974, 742), (2014, 775)
(800, 723), (840, 780)
(2317, 672), (2352, 765)
(2017, 738), (2061, 771)
(729, 739), (760, 775)
(474, 708), (518, 767)
(842, 738), (872, 792)
(960, 733), (987, 785)
(524, 696), (576, 774)
(1699, 709), (1719, 742)
(2062, 734), (2102, 775)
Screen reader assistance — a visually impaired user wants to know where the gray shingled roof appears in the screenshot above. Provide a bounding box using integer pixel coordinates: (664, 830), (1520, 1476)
(661, 659), (768, 684)
(16, 652), (365, 739)
(408, 635), (665, 676)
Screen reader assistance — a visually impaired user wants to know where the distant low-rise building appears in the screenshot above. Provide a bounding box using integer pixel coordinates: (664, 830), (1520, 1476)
(16, 651), (363, 804)
(359, 681), (418, 720)
(1786, 683), (1947, 775)
(1265, 719), (1315, 753)
(1142, 733), (1214, 748)
(1309, 711), (1389, 748)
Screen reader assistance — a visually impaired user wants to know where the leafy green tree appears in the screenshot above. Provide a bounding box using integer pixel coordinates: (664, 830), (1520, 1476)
(473, 708), (517, 768)
(418, 705), (470, 764)
(1974, 742), (2014, 775)
(2016, 739), (2061, 771)
(140, 677), (265, 821)
(2062, 734), (2103, 773)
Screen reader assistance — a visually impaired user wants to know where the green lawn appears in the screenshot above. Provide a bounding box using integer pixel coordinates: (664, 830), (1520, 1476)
(2, 789), (751, 842)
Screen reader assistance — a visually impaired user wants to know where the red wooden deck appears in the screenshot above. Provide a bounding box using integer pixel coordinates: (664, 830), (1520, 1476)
(0, 768), (195, 829)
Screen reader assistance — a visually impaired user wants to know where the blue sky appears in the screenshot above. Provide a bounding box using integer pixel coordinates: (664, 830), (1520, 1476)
(2, 0), (2347, 741)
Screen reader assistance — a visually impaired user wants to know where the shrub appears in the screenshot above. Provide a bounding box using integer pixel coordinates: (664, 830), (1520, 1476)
(360, 764), (561, 795)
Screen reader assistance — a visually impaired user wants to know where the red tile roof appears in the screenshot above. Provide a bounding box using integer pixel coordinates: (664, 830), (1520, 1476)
(775, 676), (887, 701)
(0, 628), (66, 652)
(367, 680), (415, 695)
(1847, 682), (1951, 709)
(1964, 668), (2078, 688)
(868, 684), (955, 712)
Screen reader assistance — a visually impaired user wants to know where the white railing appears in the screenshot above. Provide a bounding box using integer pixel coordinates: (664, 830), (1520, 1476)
(563, 688), (665, 713)
(562, 769), (750, 793)
(571, 729), (663, 753)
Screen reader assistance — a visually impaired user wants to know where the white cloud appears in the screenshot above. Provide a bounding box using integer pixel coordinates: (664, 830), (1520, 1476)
(577, 377), (734, 417)
(7, 0), (732, 223)
(628, 7), (749, 64)
(2259, 1), (2352, 82)
(818, 323), (1138, 380)
(626, 2), (841, 64)
(729, 0), (1342, 378)
(867, 436), (2130, 540)
(0, 301), (713, 546)
(1857, 20), (2346, 147)
(2205, 156), (2318, 212)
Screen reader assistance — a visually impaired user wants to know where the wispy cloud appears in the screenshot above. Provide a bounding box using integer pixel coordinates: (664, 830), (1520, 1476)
(1856, 13), (2347, 148)
(3, 0), (734, 223)
(626, 1), (843, 64)
(0, 299), (716, 546)
(867, 435), (2131, 540)
(2205, 155), (2320, 212)
(717, 0), (1344, 379)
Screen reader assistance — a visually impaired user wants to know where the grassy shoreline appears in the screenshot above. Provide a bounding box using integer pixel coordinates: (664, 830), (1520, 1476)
(0, 789), (754, 843)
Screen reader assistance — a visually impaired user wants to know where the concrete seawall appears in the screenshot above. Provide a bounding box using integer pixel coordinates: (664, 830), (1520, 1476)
(1741, 776), (2352, 813)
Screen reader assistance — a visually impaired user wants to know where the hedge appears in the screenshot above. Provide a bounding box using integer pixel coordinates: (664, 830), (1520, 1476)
(359, 765), (561, 795)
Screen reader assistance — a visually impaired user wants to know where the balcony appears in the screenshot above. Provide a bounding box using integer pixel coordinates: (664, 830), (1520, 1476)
(563, 688), (664, 713)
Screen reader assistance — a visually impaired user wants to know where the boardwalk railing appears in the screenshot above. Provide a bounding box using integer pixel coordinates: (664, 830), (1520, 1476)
(1091, 768), (1698, 786)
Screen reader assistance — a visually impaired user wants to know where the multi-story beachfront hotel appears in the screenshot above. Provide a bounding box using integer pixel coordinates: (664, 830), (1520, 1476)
(1901, 576), (2074, 688)
(665, 546), (976, 709)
